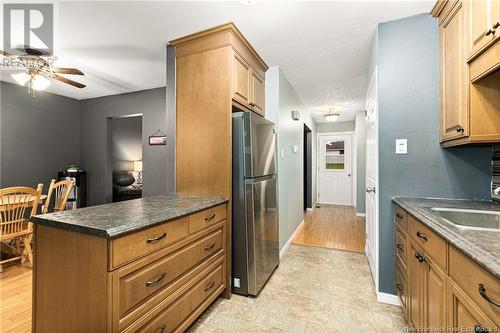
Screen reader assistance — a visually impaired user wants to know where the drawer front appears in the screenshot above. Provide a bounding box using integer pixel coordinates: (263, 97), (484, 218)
(396, 265), (408, 316)
(118, 229), (223, 318)
(395, 225), (408, 270)
(395, 205), (408, 231)
(449, 246), (500, 325)
(137, 263), (224, 333)
(111, 218), (189, 269)
(408, 216), (447, 270)
(189, 204), (226, 234)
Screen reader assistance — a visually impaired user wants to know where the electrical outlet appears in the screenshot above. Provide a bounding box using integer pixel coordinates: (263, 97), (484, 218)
(233, 278), (240, 288)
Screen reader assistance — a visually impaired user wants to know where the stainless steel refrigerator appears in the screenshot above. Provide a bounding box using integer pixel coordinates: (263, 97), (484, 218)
(232, 111), (279, 296)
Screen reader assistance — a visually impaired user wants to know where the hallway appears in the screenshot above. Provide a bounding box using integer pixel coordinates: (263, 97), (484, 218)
(292, 205), (365, 253)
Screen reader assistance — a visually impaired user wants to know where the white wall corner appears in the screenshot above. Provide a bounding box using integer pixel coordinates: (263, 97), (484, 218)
(377, 292), (401, 307)
(280, 219), (305, 258)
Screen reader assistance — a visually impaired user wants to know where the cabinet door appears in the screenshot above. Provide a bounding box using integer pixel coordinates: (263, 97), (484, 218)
(233, 53), (251, 107)
(250, 70), (264, 115)
(440, 1), (469, 142)
(409, 242), (425, 329)
(448, 278), (498, 333)
(425, 257), (447, 330)
(469, 0), (499, 56)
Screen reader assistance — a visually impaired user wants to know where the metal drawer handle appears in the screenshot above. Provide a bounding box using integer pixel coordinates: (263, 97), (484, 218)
(479, 284), (500, 308)
(485, 28), (495, 36)
(147, 232), (167, 244)
(474, 325), (489, 333)
(204, 213), (216, 222)
(493, 22), (500, 30)
(415, 252), (427, 263)
(204, 280), (215, 292)
(146, 272), (167, 287)
(416, 231), (428, 242)
(159, 324), (167, 333)
(204, 243), (216, 252)
(396, 213), (404, 219)
(396, 243), (404, 252)
(396, 282), (404, 295)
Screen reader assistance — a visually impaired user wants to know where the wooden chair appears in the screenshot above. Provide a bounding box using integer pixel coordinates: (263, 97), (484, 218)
(0, 184), (43, 271)
(42, 179), (75, 214)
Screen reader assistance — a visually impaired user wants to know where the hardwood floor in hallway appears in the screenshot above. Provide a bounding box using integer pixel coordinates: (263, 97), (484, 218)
(292, 205), (365, 253)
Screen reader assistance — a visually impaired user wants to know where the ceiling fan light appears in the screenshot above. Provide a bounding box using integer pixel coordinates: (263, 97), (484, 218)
(324, 113), (340, 122)
(11, 72), (30, 86)
(31, 74), (50, 90)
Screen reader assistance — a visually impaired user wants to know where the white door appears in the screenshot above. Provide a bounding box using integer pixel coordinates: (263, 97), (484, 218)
(318, 134), (353, 205)
(365, 68), (379, 291)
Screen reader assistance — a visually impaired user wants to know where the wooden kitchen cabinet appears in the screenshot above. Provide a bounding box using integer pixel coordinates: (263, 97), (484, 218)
(438, 0), (469, 142)
(448, 278), (497, 333)
(395, 203), (500, 332)
(232, 50), (266, 115)
(250, 70), (264, 115)
(433, 0), (500, 147)
(468, 0), (499, 57)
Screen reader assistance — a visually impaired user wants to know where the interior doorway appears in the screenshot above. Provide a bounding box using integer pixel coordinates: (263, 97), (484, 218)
(109, 115), (143, 202)
(317, 133), (354, 205)
(303, 124), (312, 211)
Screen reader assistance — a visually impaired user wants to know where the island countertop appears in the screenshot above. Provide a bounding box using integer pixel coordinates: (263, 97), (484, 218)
(32, 194), (228, 238)
(392, 197), (500, 279)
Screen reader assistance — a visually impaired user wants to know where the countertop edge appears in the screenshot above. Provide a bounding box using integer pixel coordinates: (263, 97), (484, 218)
(32, 198), (228, 239)
(391, 197), (499, 279)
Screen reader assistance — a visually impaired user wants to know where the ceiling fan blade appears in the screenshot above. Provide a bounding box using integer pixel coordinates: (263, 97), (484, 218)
(53, 67), (84, 75)
(24, 47), (50, 56)
(52, 74), (86, 88)
(0, 50), (13, 57)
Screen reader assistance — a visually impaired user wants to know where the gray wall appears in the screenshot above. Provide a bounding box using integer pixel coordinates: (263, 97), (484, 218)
(79, 88), (168, 205)
(355, 111), (366, 213)
(377, 14), (492, 294)
(0, 81), (79, 189)
(266, 66), (317, 252)
(111, 116), (142, 171)
(316, 120), (355, 133)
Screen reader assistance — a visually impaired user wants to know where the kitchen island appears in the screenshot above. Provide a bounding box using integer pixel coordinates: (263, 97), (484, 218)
(32, 194), (228, 333)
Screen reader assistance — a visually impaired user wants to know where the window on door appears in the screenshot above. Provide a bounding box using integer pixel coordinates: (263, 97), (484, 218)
(325, 140), (345, 170)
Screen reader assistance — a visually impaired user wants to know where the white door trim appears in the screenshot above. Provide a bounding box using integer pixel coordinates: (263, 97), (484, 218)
(364, 67), (381, 301)
(316, 131), (356, 206)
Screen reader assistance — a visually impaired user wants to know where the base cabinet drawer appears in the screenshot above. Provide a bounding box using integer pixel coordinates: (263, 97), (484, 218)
(189, 204), (226, 234)
(116, 228), (224, 319)
(448, 278), (498, 332)
(136, 263), (224, 333)
(396, 265), (408, 316)
(111, 218), (189, 269)
(408, 216), (447, 269)
(395, 225), (408, 270)
(449, 246), (500, 326)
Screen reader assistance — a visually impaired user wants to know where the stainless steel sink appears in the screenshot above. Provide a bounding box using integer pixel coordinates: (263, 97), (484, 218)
(430, 208), (500, 231)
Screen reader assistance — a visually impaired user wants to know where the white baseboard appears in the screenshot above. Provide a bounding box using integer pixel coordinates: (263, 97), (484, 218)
(279, 219), (305, 259)
(306, 208), (313, 212)
(356, 212), (366, 217)
(377, 292), (401, 306)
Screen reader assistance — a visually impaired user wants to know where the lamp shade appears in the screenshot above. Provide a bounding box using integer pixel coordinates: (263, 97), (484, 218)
(12, 72), (30, 86)
(31, 74), (51, 90)
(324, 113), (340, 122)
(134, 160), (143, 172)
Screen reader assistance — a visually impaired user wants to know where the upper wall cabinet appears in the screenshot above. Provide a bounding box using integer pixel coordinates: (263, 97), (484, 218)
(468, 0), (499, 58)
(433, 0), (500, 147)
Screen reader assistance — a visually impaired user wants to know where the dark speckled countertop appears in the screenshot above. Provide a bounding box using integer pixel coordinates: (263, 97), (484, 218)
(392, 197), (500, 279)
(33, 194), (228, 238)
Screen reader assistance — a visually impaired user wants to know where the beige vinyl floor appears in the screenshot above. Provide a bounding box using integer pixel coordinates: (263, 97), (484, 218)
(187, 244), (407, 333)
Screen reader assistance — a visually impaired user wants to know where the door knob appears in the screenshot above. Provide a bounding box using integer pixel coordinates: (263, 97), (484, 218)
(348, 174), (351, 177)
(365, 187), (376, 193)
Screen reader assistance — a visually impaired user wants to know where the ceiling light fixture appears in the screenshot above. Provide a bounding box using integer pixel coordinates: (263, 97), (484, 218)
(11, 70), (51, 97)
(324, 107), (340, 122)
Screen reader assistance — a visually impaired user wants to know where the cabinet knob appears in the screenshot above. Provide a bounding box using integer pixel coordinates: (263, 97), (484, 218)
(456, 127), (464, 133)
(249, 102), (256, 107)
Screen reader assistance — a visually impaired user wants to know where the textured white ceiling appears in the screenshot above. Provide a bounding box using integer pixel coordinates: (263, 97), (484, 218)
(0, 1), (433, 121)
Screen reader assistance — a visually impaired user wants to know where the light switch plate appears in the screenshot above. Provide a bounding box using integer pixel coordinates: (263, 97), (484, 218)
(396, 139), (407, 154)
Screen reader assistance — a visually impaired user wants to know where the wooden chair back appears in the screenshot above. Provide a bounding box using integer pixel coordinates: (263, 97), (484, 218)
(0, 184), (43, 238)
(42, 179), (75, 214)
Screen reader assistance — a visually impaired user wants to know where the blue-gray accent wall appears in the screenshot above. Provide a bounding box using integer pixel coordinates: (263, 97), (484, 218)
(377, 14), (492, 294)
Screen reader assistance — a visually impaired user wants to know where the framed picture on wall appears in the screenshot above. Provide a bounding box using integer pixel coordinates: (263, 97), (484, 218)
(149, 130), (167, 145)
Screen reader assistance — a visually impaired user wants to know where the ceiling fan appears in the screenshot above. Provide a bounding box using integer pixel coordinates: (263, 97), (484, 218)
(0, 47), (86, 97)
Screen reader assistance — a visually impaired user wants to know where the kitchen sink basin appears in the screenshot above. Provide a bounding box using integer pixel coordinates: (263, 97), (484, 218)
(430, 208), (500, 231)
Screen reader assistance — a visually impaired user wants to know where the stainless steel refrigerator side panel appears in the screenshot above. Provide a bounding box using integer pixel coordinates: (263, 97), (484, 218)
(231, 113), (250, 295)
(246, 176), (279, 296)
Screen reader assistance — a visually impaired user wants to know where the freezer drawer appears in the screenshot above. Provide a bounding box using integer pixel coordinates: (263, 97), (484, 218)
(245, 176), (279, 295)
